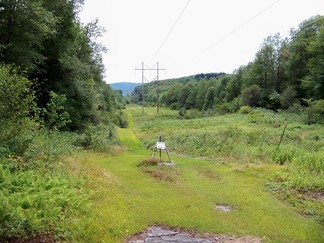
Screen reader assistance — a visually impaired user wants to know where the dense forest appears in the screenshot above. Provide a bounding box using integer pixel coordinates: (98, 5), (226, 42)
(131, 15), (324, 122)
(0, 0), (125, 240)
(0, 0), (127, 132)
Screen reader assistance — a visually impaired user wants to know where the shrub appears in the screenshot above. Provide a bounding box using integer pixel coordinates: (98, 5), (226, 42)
(75, 124), (119, 153)
(0, 65), (38, 156)
(178, 108), (187, 119)
(271, 149), (295, 165)
(170, 102), (180, 110)
(183, 109), (203, 119)
(42, 91), (71, 131)
(248, 112), (264, 123)
(239, 105), (252, 114)
(216, 98), (241, 115)
(116, 110), (128, 128)
(280, 86), (297, 109)
(0, 65), (36, 124)
(241, 84), (261, 107)
(0, 163), (87, 240)
(309, 100), (324, 124)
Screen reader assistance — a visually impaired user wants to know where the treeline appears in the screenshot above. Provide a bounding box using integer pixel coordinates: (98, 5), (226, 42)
(131, 16), (324, 119)
(0, 0), (124, 132)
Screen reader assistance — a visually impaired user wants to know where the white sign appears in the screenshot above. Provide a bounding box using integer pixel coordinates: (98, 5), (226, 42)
(156, 142), (166, 150)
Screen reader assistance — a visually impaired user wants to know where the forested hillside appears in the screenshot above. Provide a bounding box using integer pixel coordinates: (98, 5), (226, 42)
(131, 15), (324, 120)
(110, 82), (141, 96)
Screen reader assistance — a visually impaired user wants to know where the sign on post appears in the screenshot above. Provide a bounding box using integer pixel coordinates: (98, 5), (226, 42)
(156, 142), (166, 150)
(151, 136), (172, 163)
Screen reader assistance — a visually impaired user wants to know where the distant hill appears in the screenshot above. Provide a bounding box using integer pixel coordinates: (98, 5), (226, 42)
(110, 82), (141, 96)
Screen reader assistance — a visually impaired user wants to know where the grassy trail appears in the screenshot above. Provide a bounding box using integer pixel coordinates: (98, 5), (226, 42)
(78, 110), (323, 242)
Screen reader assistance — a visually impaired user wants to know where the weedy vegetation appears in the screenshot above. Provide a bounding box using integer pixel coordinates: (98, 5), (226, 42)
(133, 106), (324, 226)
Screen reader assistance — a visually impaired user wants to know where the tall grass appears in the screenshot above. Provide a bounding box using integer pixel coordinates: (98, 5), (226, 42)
(132, 106), (324, 221)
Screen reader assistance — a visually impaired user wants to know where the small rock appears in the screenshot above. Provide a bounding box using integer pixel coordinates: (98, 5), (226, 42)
(215, 205), (232, 212)
(147, 227), (178, 237)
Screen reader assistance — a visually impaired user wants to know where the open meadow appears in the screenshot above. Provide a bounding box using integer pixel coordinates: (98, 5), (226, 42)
(68, 105), (323, 242)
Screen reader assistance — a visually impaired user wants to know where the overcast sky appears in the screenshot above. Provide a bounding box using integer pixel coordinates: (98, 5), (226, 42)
(79, 0), (324, 84)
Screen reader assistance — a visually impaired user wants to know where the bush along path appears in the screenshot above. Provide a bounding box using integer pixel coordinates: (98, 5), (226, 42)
(75, 109), (324, 242)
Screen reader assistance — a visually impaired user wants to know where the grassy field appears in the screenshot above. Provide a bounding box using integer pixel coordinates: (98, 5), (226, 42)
(133, 106), (324, 221)
(68, 105), (323, 242)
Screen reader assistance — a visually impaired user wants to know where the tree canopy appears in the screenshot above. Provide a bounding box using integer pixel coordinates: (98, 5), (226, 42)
(130, 15), (324, 116)
(0, 0), (118, 131)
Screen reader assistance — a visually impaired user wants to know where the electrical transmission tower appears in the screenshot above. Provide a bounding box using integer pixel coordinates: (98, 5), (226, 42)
(135, 62), (165, 115)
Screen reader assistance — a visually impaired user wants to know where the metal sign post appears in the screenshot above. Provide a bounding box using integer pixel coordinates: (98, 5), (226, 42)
(151, 136), (172, 163)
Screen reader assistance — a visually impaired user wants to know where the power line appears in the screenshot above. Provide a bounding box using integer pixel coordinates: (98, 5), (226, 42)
(208, 0), (280, 50)
(299, 15), (324, 29)
(150, 0), (191, 63)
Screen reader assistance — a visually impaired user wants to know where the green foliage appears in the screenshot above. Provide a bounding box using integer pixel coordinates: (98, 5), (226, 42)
(0, 0), (57, 71)
(280, 86), (298, 109)
(85, 106), (323, 242)
(42, 91), (71, 130)
(271, 148), (296, 165)
(202, 86), (216, 110)
(129, 16), (323, 113)
(307, 99), (324, 124)
(0, 0), (119, 131)
(239, 105), (253, 114)
(0, 65), (36, 123)
(0, 162), (87, 240)
(178, 107), (187, 119)
(115, 110), (128, 128)
(0, 65), (38, 155)
(299, 99), (324, 125)
(23, 130), (77, 170)
(225, 68), (243, 101)
(0, 118), (120, 240)
(170, 102), (180, 110)
(0, 128), (89, 240)
(75, 123), (119, 153)
(215, 98), (241, 115)
(290, 16), (324, 99)
(248, 112), (265, 123)
(0, 62), (120, 240)
(133, 106), (324, 229)
(241, 84), (261, 107)
(134, 106), (324, 200)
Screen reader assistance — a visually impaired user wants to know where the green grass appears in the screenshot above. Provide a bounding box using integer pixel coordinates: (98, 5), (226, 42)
(70, 106), (324, 242)
(133, 106), (324, 209)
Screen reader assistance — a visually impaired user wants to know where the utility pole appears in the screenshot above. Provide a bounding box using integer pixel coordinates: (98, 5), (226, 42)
(156, 62), (160, 113)
(141, 61), (144, 115)
(135, 61), (146, 115)
(135, 62), (165, 114)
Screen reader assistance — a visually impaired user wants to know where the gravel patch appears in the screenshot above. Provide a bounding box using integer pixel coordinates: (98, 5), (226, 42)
(127, 226), (261, 243)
